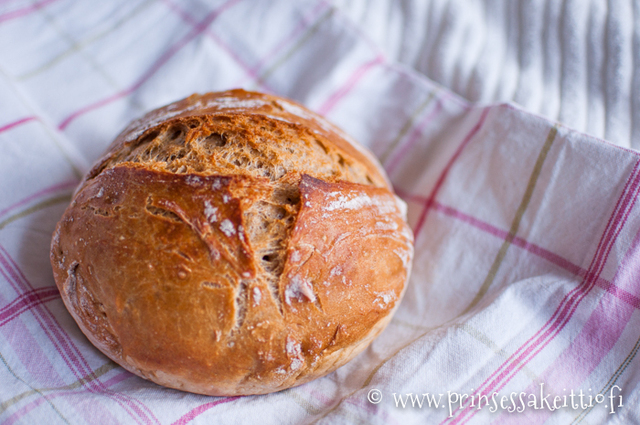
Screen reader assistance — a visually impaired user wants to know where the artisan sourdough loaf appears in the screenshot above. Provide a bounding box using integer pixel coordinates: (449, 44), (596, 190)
(50, 89), (414, 396)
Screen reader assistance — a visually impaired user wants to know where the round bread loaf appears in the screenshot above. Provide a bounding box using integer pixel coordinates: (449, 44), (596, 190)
(50, 89), (413, 396)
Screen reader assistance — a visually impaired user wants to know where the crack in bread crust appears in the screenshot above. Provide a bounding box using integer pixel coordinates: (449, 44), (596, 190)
(89, 109), (382, 303)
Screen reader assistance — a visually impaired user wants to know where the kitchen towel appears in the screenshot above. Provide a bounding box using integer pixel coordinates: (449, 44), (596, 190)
(1, 0), (640, 424)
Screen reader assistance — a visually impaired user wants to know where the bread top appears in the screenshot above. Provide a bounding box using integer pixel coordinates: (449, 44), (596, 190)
(50, 90), (413, 395)
(85, 89), (390, 190)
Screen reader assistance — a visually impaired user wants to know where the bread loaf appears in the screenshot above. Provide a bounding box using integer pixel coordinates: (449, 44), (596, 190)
(50, 89), (413, 396)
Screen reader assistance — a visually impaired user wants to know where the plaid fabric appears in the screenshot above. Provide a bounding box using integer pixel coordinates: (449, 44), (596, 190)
(1, 0), (640, 424)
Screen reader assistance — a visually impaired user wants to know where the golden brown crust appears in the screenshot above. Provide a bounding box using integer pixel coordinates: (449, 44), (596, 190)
(84, 89), (389, 190)
(50, 90), (413, 396)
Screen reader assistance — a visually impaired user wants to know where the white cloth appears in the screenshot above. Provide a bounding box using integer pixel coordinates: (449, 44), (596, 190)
(332, 0), (640, 150)
(1, 1), (640, 424)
